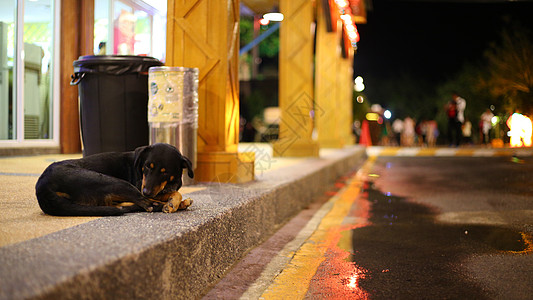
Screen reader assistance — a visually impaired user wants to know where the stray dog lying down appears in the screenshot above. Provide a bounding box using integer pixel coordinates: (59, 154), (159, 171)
(35, 143), (194, 216)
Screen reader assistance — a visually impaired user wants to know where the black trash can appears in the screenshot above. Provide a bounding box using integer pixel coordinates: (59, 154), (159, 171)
(71, 55), (163, 156)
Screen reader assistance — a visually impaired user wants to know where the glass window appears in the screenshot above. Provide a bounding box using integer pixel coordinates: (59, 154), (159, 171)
(0, 1), (16, 140)
(94, 0), (166, 61)
(94, 0), (110, 54)
(114, 1), (134, 54)
(24, 0), (54, 139)
(133, 10), (151, 56)
(0, 0), (56, 143)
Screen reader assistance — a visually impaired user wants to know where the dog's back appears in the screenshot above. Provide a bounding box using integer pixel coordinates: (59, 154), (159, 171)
(35, 158), (129, 216)
(35, 151), (143, 216)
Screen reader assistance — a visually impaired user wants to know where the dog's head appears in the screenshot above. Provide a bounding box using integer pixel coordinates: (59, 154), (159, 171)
(134, 143), (194, 198)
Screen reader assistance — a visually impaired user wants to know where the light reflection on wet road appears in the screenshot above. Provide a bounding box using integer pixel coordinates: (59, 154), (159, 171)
(205, 154), (533, 299)
(266, 155), (533, 299)
(331, 180), (530, 299)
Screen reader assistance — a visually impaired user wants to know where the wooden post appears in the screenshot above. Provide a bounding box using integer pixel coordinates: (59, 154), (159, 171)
(340, 53), (355, 145)
(166, 0), (254, 183)
(272, 0), (319, 157)
(315, 0), (345, 148)
(60, 0), (93, 154)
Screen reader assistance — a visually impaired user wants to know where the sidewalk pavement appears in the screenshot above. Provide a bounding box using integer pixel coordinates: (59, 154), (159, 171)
(3, 144), (528, 299)
(0, 143), (367, 300)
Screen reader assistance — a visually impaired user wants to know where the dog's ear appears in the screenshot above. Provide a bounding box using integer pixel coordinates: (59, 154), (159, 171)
(181, 156), (194, 178)
(133, 145), (151, 173)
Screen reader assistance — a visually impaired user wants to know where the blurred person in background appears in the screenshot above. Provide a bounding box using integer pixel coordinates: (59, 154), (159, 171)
(480, 108), (494, 145)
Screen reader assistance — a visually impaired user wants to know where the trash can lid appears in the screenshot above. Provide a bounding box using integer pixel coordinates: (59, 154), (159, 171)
(73, 55), (163, 75)
(149, 66), (200, 73)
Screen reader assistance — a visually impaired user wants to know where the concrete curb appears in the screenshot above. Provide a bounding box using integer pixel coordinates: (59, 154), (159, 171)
(0, 146), (367, 300)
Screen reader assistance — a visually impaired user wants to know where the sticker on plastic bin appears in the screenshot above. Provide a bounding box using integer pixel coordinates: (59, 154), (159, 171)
(150, 82), (158, 95)
(148, 67), (199, 124)
(149, 100), (183, 122)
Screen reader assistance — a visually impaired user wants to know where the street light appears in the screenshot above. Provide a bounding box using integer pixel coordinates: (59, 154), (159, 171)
(354, 76), (365, 92)
(263, 13), (284, 22)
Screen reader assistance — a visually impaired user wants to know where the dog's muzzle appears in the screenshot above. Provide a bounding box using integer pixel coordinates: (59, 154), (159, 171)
(141, 176), (167, 198)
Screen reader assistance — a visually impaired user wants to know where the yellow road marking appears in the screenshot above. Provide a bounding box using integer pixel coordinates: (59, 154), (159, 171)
(378, 147), (400, 156)
(417, 148), (437, 156)
(368, 146), (533, 157)
(261, 157), (376, 299)
(455, 148), (475, 156)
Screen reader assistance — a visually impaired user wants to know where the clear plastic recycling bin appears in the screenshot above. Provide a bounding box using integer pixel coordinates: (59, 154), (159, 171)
(148, 66), (199, 185)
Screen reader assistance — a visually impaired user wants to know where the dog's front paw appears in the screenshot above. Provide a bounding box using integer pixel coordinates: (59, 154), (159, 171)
(178, 198), (193, 210)
(162, 192), (182, 213)
(162, 192), (193, 213)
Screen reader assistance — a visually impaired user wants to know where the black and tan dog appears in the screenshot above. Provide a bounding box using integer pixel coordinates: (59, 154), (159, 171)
(35, 143), (194, 216)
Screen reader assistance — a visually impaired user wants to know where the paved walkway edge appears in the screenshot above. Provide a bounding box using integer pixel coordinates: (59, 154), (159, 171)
(0, 146), (366, 300)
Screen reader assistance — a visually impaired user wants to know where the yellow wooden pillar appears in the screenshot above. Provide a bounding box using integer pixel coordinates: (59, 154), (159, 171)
(339, 53), (355, 145)
(166, 0), (254, 183)
(315, 1), (345, 148)
(272, 0), (319, 157)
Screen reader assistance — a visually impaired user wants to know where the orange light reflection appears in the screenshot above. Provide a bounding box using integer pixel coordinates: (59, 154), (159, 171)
(506, 112), (532, 148)
(346, 266), (367, 290)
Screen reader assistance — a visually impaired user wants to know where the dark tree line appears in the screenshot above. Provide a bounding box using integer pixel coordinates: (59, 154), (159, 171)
(356, 23), (533, 143)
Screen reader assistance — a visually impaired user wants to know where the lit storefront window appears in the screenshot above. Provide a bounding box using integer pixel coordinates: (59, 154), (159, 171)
(0, 0), (59, 143)
(94, 0), (166, 61)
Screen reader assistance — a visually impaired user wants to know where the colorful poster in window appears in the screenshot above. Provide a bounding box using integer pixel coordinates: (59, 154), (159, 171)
(114, 10), (136, 55)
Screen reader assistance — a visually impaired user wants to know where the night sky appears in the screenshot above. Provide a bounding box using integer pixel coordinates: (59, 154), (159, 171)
(354, 0), (533, 85)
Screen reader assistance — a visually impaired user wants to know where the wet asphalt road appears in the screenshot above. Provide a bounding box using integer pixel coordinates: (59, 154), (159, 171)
(334, 155), (533, 299)
(205, 154), (533, 299)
